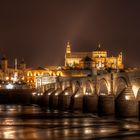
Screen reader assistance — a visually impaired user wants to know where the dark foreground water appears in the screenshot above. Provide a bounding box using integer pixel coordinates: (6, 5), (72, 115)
(0, 105), (140, 140)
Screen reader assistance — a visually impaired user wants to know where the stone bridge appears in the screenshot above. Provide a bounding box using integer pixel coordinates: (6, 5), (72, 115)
(43, 70), (140, 98)
(35, 70), (140, 118)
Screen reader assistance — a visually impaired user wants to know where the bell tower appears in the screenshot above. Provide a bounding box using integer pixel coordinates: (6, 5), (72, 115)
(66, 41), (71, 54)
(65, 41), (72, 66)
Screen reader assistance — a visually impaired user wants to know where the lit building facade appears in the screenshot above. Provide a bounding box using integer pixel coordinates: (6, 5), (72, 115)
(65, 42), (124, 70)
(25, 66), (91, 88)
(25, 67), (64, 88)
(26, 67), (49, 88)
(0, 42), (124, 89)
(0, 56), (26, 81)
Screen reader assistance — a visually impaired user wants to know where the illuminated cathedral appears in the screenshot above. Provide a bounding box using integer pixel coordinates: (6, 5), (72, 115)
(65, 42), (124, 70)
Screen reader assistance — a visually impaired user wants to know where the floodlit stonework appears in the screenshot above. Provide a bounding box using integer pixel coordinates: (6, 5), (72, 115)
(65, 42), (124, 70)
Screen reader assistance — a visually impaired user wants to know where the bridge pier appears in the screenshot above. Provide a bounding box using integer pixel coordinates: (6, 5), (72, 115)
(70, 88), (84, 111)
(41, 88), (55, 107)
(115, 86), (138, 118)
(98, 94), (115, 116)
(58, 87), (73, 110)
(49, 88), (62, 109)
(84, 94), (98, 114)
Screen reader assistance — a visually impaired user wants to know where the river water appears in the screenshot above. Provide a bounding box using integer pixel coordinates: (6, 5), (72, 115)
(0, 105), (140, 140)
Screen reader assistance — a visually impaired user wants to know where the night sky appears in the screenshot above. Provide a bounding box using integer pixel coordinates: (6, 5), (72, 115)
(0, 0), (140, 68)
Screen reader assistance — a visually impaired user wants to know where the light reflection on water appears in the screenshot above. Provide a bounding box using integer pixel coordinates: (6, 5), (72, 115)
(0, 105), (140, 139)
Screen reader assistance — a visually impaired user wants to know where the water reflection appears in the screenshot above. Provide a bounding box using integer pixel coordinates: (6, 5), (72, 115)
(0, 105), (140, 139)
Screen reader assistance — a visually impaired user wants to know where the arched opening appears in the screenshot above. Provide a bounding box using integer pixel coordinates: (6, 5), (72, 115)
(115, 77), (128, 96)
(85, 80), (93, 95)
(131, 78), (140, 98)
(72, 81), (80, 93)
(98, 79), (109, 95)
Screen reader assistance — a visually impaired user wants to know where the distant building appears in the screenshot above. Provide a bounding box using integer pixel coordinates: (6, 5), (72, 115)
(25, 66), (92, 88)
(65, 42), (124, 70)
(0, 42), (124, 89)
(0, 56), (26, 82)
(25, 67), (49, 88)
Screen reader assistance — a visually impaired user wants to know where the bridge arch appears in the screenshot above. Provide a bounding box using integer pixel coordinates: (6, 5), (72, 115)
(84, 80), (94, 95)
(130, 77), (140, 98)
(114, 77), (128, 96)
(63, 81), (72, 90)
(72, 81), (81, 93)
(97, 78), (110, 95)
(54, 82), (62, 90)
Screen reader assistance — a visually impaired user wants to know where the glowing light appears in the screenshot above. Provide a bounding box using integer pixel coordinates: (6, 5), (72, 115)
(84, 128), (92, 134)
(11, 77), (14, 80)
(32, 92), (36, 96)
(13, 72), (18, 82)
(100, 93), (106, 95)
(6, 76), (9, 80)
(99, 129), (108, 133)
(132, 85), (139, 98)
(125, 95), (130, 100)
(48, 93), (51, 95)
(83, 87), (86, 94)
(65, 92), (68, 95)
(3, 130), (15, 139)
(124, 124), (139, 129)
(55, 93), (58, 96)
(75, 94), (79, 98)
(108, 84), (111, 93)
(6, 84), (14, 89)
(85, 92), (89, 95)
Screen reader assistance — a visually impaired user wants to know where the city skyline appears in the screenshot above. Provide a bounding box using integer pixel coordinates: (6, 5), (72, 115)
(0, 0), (140, 67)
